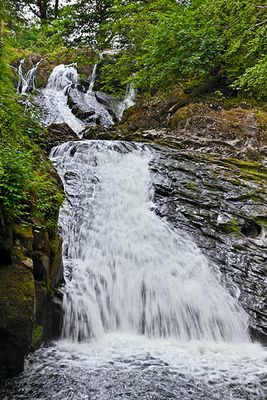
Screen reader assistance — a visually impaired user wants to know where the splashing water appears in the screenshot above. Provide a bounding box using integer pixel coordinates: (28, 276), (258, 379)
(37, 63), (115, 134)
(116, 83), (136, 119)
(37, 64), (85, 134)
(1, 140), (266, 399)
(88, 63), (98, 93)
(51, 140), (250, 343)
(10, 60), (266, 400)
(46, 63), (79, 91)
(17, 58), (41, 94)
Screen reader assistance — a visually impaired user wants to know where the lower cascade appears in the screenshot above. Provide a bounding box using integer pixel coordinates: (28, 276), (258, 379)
(51, 140), (249, 343)
(1, 140), (266, 400)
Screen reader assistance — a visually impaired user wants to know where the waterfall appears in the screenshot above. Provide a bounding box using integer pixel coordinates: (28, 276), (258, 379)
(116, 83), (136, 119)
(17, 58), (41, 94)
(88, 63), (98, 93)
(37, 63), (116, 133)
(37, 63), (85, 134)
(46, 63), (79, 92)
(51, 141), (250, 344)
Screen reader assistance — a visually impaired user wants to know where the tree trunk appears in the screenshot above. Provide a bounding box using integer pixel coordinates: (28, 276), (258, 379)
(37, 0), (48, 22)
(54, 0), (59, 18)
(0, 19), (4, 50)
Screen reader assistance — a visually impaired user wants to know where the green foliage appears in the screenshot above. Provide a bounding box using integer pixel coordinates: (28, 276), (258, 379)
(0, 40), (64, 226)
(222, 219), (240, 234)
(97, 0), (267, 99)
(7, 21), (66, 55)
(3, 0), (267, 101)
(0, 149), (33, 219)
(232, 57), (267, 100)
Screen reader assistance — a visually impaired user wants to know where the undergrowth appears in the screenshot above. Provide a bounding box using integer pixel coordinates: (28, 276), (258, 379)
(0, 40), (64, 227)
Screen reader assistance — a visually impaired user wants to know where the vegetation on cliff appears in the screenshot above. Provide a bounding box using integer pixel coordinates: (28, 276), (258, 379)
(96, 0), (267, 100)
(0, 39), (64, 225)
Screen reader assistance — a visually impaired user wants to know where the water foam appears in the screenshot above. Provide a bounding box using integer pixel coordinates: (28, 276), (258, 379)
(51, 140), (250, 343)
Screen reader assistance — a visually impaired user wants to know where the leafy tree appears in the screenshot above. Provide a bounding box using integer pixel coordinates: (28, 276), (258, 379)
(59, 0), (115, 48)
(99, 0), (267, 99)
(9, 0), (60, 23)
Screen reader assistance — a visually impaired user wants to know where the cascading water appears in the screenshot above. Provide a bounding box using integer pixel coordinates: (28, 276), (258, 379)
(5, 57), (266, 400)
(88, 63), (98, 93)
(17, 57), (136, 135)
(116, 83), (136, 119)
(2, 143), (266, 400)
(17, 58), (41, 94)
(37, 62), (130, 134)
(51, 141), (249, 343)
(37, 63), (85, 134)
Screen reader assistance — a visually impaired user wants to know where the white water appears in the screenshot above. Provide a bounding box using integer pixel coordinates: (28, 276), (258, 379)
(37, 63), (118, 134)
(17, 59), (136, 135)
(116, 83), (136, 119)
(17, 58), (41, 94)
(47, 140), (267, 399)
(88, 63), (98, 93)
(51, 140), (250, 343)
(38, 64), (85, 134)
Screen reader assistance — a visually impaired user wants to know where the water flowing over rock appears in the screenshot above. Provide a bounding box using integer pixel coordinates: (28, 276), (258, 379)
(34, 62), (136, 136)
(37, 64), (85, 134)
(17, 58), (41, 94)
(51, 140), (250, 343)
(1, 140), (266, 400)
(4, 56), (266, 399)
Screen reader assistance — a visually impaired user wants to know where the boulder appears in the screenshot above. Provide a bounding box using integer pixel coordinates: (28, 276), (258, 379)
(67, 88), (114, 127)
(46, 123), (78, 151)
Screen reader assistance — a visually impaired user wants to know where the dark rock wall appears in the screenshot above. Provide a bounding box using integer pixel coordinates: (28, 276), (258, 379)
(0, 210), (63, 379)
(82, 108), (267, 343)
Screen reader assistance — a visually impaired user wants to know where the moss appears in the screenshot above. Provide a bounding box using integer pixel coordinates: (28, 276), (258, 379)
(14, 224), (33, 239)
(255, 217), (267, 227)
(221, 158), (267, 184)
(49, 236), (59, 256)
(224, 158), (262, 169)
(0, 263), (35, 345)
(222, 218), (240, 234)
(31, 324), (43, 350)
(255, 110), (267, 137)
(13, 245), (27, 262)
(186, 181), (197, 190)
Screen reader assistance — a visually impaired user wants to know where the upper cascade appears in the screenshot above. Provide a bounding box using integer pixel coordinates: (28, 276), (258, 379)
(16, 57), (136, 135)
(88, 63), (98, 93)
(46, 63), (79, 92)
(17, 58), (41, 94)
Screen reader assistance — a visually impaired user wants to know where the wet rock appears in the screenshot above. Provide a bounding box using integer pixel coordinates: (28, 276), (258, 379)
(46, 122), (78, 150)
(13, 224), (34, 251)
(119, 101), (267, 161)
(32, 251), (50, 283)
(82, 125), (117, 141)
(33, 227), (50, 252)
(0, 209), (64, 378)
(149, 146), (267, 341)
(0, 263), (35, 378)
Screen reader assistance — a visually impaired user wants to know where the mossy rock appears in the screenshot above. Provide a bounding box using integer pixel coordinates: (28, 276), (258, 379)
(0, 263), (35, 376)
(221, 218), (240, 234)
(186, 181), (198, 190)
(31, 324), (43, 351)
(13, 224), (33, 250)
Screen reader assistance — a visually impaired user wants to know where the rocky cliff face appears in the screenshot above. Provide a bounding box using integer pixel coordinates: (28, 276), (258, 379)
(81, 100), (267, 343)
(0, 210), (63, 378)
